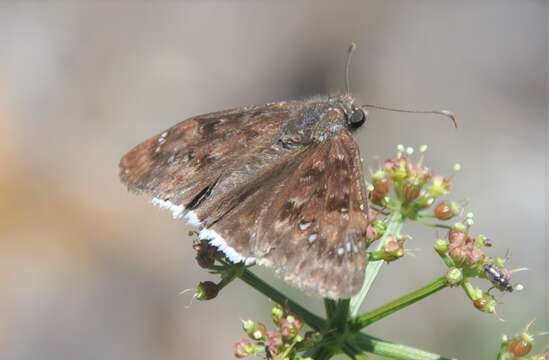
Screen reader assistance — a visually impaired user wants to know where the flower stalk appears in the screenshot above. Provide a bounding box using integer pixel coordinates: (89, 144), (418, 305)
(353, 333), (456, 360)
(350, 212), (405, 316)
(350, 276), (448, 331)
(238, 268), (325, 331)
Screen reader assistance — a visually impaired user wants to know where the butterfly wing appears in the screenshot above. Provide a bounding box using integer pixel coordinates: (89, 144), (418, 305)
(120, 101), (303, 217)
(206, 129), (369, 299)
(120, 98), (369, 298)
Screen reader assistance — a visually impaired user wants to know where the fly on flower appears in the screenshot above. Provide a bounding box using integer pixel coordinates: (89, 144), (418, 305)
(119, 44), (455, 299)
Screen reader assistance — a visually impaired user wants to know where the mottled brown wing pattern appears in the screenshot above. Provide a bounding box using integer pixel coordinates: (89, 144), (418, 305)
(120, 95), (369, 298)
(207, 129), (369, 299)
(119, 101), (302, 208)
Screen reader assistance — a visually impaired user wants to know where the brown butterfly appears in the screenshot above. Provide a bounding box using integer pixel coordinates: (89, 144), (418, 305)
(119, 45), (455, 299)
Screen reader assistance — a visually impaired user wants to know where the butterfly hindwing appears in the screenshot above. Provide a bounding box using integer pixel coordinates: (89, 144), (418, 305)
(262, 129), (369, 298)
(207, 129), (369, 299)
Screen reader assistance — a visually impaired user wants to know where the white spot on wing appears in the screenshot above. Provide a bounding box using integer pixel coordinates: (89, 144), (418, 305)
(299, 221), (312, 231)
(155, 132), (168, 153)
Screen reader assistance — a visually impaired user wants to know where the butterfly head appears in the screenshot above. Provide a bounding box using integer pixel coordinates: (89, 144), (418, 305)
(330, 94), (367, 131)
(348, 106), (367, 130)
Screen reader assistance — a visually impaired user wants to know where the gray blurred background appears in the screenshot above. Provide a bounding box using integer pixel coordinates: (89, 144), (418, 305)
(0, 1), (547, 359)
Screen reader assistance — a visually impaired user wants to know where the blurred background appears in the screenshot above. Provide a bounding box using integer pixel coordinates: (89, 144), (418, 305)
(0, 1), (547, 359)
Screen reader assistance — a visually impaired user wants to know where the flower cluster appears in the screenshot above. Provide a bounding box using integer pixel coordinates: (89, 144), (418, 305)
(234, 305), (313, 360)
(369, 145), (526, 319)
(368, 144), (460, 221)
(363, 145), (463, 264)
(434, 219), (524, 318)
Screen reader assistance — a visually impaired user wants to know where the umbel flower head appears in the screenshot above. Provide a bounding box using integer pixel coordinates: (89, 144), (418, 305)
(234, 305), (310, 359)
(367, 144), (460, 221)
(433, 216), (526, 318)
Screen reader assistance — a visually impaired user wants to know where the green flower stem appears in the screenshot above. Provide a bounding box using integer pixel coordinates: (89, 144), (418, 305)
(350, 212), (405, 316)
(461, 280), (478, 301)
(497, 342), (510, 360)
(354, 332), (456, 360)
(238, 268), (325, 330)
(332, 299), (351, 332)
(324, 298), (337, 319)
(351, 276), (448, 330)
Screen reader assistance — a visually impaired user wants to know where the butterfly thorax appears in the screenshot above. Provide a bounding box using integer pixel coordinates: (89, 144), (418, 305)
(278, 94), (358, 149)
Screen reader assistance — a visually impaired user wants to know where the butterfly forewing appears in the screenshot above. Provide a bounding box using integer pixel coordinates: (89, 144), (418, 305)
(120, 101), (301, 207)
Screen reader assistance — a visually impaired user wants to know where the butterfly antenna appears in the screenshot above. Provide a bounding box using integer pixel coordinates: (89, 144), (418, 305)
(345, 43), (357, 94)
(362, 104), (458, 128)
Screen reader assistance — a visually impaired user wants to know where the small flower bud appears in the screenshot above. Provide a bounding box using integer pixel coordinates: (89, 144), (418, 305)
(434, 239), (449, 255)
(381, 236), (405, 262)
(427, 176), (451, 197)
(409, 163), (431, 184)
(193, 240), (217, 268)
(366, 220), (387, 241)
(266, 330), (283, 354)
(234, 339), (257, 358)
(195, 251), (216, 269)
(507, 331), (534, 358)
(280, 315), (303, 340)
(402, 178), (422, 202)
(473, 293), (497, 314)
(414, 194), (434, 209)
(434, 201), (460, 220)
(448, 226), (467, 244)
(446, 268), (463, 286)
(474, 234), (491, 247)
(384, 158), (409, 181)
(372, 171), (390, 193)
(242, 320), (255, 337)
(251, 323), (268, 341)
(272, 305), (285, 326)
(370, 175), (390, 205)
(195, 281), (219, 301)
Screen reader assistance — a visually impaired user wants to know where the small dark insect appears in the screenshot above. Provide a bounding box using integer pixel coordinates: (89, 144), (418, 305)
(119, 44), (455, 299)
(483, 264), (513, 292)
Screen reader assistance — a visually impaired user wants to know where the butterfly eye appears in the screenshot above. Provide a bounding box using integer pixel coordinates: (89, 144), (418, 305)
(349, 109), (366, 128)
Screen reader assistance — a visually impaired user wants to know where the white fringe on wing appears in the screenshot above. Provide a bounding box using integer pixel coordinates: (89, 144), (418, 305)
(151, 198), (256, 266)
